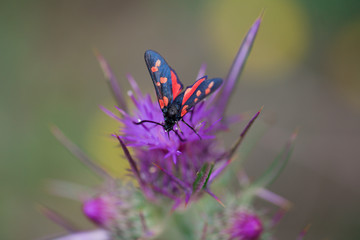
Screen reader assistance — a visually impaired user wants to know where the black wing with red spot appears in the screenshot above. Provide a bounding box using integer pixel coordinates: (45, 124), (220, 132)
(144, 50), (183, 111)
(174, 76), (223, 117)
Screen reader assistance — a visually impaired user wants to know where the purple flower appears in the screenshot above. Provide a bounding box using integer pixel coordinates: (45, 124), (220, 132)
(99, 17), (263, 208)
(200, 129), (298, 240)
(81, 189), (149, 239)
(83, 194), (118, 227)
(48, 127), (153, 239)
(225, 211), (263, 240)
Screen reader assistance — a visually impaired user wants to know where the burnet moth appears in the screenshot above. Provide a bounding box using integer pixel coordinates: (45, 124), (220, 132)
(134, 50), (223, 140)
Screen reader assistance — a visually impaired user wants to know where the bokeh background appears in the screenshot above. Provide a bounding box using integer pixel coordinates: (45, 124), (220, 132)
(1, 0), (360, 239)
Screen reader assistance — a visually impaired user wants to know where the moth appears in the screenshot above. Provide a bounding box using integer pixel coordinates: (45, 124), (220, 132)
(135, 50), (223, 139)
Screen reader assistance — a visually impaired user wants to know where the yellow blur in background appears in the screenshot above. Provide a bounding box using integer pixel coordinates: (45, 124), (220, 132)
(85, 103), (129, 178)
(205, 0), (309, 82)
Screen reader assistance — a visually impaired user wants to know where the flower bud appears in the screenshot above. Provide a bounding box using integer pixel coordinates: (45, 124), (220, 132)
(226, 211), (263, 240)
(83, 194), (117, 226)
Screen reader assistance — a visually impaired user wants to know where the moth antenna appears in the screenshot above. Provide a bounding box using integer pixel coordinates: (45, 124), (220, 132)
(182, 119), (202, 140)
(133, 120), (164, 127)
(133, 119), (165, 131)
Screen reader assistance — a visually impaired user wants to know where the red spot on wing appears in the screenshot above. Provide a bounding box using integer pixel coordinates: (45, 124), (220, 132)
(182, 77), (206, 105)
(160, 77), (167, 84)
(151, 60), (161, 72)
(156, 82), (161, 86)
(208, 81), (214, 89)
(159, 99), (164, 109)
(163, 96), (169, 106)
(204, 81), (214, 95)
(171, 70), (182, 100)
(181, 105), (189, 117)
(196, 90), (201, 97)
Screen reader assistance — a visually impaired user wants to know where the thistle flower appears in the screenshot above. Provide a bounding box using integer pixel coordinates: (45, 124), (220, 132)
(225, 210), (263, 240)
(199, 207), (265, 240)
(81, 187), (149, 240)
(41, 11), (306, 240)
(100, 16), (262, 208)
(83, 194), (118, 226)
(44, 127), (153, 240)
(201, 129), (298, 240)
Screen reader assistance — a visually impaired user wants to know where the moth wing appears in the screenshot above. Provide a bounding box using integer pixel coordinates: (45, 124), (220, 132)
(144, 50), (183, 111)
(174, 76), (223, 117)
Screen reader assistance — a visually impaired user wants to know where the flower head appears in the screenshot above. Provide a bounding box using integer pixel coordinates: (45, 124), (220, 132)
(100, 17), (263, 208)
(83, 194), (118, 226)
(225, 210), (263, 240)
(82, 186), (147, 239)
(48, 127), (153, 239)
(113, 83), (226, 204)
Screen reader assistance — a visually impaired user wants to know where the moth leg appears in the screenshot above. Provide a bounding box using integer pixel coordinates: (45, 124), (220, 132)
(176, 122), (183, 134)
(181, 119), (202, 140)
(189, 108), (195, 122)
(171, 129), (186, 142)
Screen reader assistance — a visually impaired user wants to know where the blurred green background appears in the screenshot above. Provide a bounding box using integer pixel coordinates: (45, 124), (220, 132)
(1, 0), (360, 239)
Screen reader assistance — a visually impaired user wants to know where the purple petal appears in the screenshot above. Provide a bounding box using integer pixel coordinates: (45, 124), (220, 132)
(208, 158), (232, 183)
(204, 188), (225, 207)
(94, 49), (128, 112)
(184, 191), (192, 207)
(209, 107), (262, 182)
(114, 105), (129, 117)
(227, 106), (263, 158)
(171, 198), (182, 212)
(172, 154), (177, 164)
(46, 180), (95, 201)
(215, 16), (262, 115)
(116, 136), (143, 185)
(256, 188), (292, 210)
(128, 90), (140, 109)
(51, 126), (112, 181)
(297, 224), (311, 240)
(99, 105), (122, 122)
(196, 63), (207, 80)
(38, 204), (78, 232)
(127, 73), (143, 98)
(153, 163), (190, 191)
(270, 209), (287, 227)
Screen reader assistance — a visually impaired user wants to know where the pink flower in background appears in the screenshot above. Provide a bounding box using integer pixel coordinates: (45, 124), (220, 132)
(225, 211), (263, 240)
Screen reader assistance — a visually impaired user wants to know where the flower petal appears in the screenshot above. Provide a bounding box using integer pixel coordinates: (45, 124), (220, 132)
(196, 63), (207, 80)
(51, 126), (112, 180)
(215, 15), (262, 115)
(94, 49), (128, 112)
